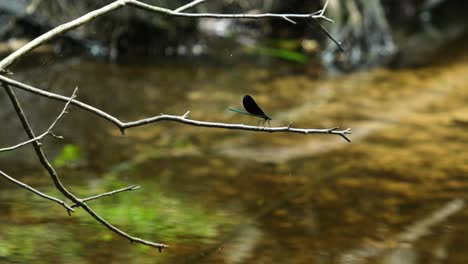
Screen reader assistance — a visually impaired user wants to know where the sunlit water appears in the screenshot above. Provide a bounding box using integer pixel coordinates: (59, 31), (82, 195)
(1, 43), (468, 263)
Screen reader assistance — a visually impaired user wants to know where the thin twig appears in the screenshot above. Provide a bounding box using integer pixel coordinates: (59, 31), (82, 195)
(0, 170), (75, 213)
(71, 185), (140, 208)
(282, 16), (297, 24)
(173, 0), (207, 12)
(49, 132), (64, 139)
(2, 82), (168, 251)
(0, 75), (351, 141)
(0, 87), (77, 152)
(314, 19), (344, 52)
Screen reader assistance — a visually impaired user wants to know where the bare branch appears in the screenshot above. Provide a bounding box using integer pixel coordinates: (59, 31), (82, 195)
(0, 1), (125, 71)
(0, 76), (351, 141)
(129, 0), (331, 21)
(2, 82), (168, 251)
(174, 0), (207, 12)
(314, 19), (344, 52)
(0, 169), (75, 213)
(71, 185), (140, 208)
(126, 0), (334, 22)
(124, 115), (352, 142)
(0, 87), (77, 153)
(0, 75), (121, 125)
(0, 0), (334, 71)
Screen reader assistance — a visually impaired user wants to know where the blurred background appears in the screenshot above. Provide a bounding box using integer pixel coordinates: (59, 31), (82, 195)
(0, 0), (468, 263)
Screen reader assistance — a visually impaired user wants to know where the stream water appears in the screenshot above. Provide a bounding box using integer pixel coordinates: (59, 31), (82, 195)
(1, 40), (468, 263)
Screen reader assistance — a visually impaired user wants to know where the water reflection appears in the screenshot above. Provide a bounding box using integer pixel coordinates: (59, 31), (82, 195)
(1, 45), (468, 263)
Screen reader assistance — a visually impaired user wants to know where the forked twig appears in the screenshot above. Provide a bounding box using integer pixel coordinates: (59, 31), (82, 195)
(0, 87), (77, 152)
(71, 185), (140, 208)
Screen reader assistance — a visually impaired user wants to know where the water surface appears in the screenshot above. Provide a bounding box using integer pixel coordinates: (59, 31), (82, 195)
(1, 45), (468, 263)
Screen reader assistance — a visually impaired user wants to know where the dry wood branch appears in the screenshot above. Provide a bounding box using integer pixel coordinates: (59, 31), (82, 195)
(0, 0), (336, 72)
(0, 169), (74, 212)
(71, 185), (140, 208)
(125, 115), (352, 142)
(2, 82), (168, 251)
(0, 75), (352, 141)
(0, 88), (77, 153)
(130, 0), (331, 20)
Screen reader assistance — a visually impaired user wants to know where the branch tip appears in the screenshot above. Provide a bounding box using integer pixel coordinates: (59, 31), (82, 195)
(49, 132), (64, 139)
(313, 19), (344, 52)
(341, 134), (351, 142)
(282, 16), (296, 24)
(157, 245), (169, 253)
(66, 205), (76, 215)
(71, 185), (142, 208)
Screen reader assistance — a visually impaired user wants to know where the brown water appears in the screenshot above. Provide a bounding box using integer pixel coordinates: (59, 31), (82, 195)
(1, 43), (468, 263)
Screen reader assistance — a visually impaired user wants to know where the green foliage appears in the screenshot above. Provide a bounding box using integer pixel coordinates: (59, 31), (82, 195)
(0, 172), (238, 262)
(0, 225), (84, 263)
(245, 40), (307, 63)
(78, 182), (224, 243)
(53, 144), (82, 168)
